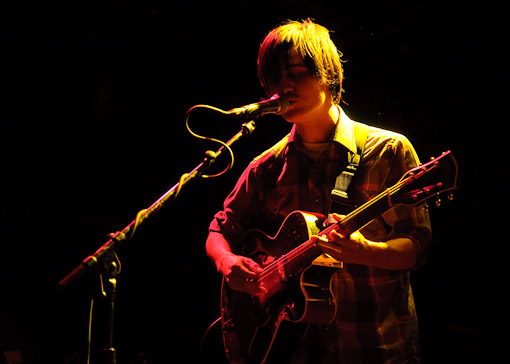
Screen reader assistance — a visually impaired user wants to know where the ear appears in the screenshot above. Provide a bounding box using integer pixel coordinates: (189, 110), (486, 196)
(328, 78), (341, 103)
(323, 81), (336, 103)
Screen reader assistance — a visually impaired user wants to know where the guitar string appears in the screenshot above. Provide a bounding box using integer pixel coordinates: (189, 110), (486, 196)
(226, 189), (391, 320)
(255, 176), (411, 282)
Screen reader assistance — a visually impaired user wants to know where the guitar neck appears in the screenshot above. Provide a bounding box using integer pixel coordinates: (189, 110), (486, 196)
(282, 190), (395, 274)
(332, 190), (392, 237)
(274, 149), (458, 277)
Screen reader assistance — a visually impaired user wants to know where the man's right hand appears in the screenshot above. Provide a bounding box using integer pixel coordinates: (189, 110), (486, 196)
(218, 253), (267, 295)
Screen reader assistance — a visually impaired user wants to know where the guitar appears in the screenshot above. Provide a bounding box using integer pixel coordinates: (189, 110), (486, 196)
(221, 151), (458, 364)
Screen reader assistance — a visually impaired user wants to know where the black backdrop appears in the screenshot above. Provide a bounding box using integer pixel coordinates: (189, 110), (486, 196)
(0, 1), (492, 363)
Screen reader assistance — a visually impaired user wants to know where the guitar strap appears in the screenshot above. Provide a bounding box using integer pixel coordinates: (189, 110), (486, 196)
(328, 121), (370, 223)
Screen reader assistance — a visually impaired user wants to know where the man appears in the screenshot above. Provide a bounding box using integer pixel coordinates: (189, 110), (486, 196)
(206, 19), (432, 363)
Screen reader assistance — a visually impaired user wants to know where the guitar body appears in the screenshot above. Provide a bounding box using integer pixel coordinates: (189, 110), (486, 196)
(221, 211), (341, 364)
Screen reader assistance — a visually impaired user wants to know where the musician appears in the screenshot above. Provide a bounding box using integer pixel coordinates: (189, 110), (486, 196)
(206, 19), (432, 363)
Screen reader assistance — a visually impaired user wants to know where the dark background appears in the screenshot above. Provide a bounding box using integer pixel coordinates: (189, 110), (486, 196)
(0, 1), (493, 363)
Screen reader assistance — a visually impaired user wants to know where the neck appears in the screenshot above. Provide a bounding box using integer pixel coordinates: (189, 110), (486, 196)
(295, 103), (339, 143)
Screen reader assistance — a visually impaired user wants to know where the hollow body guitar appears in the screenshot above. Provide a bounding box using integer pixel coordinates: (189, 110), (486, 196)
(220, 151), (458, 364)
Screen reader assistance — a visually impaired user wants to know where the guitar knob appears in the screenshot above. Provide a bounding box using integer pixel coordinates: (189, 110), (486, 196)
(435, 197), (441, 207)
(448, 193), (454, 201)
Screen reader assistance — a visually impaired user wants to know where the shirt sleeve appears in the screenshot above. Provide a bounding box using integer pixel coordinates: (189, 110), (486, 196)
(208, 162), (261, 253)
(208, 135), (289, 252)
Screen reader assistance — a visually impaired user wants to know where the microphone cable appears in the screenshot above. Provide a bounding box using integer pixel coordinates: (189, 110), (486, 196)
(184, 104), (235, 179)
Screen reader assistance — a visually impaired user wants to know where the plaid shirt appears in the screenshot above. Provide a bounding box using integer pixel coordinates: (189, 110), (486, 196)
(210, 108), (432, 364)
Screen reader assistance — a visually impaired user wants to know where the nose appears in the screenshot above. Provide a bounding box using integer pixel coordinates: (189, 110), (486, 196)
(277, 72), (294, 96)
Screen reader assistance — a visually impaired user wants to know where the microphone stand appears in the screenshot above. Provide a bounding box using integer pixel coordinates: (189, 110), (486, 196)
(59, 120), (257, 364)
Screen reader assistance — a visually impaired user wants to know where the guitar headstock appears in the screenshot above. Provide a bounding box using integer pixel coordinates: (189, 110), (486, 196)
(392, 151), (458, 207)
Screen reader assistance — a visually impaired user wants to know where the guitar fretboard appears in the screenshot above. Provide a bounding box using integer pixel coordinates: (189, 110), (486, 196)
(263, 185), (405, 280)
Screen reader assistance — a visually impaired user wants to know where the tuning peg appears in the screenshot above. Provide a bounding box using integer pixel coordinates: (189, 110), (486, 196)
(435, 196), (441, 207)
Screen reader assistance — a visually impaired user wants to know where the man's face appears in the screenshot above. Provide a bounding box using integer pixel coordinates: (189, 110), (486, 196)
(267, 52), (332, 125)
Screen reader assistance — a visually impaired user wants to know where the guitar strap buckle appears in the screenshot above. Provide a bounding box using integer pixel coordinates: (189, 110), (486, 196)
(329, 163), (358, 222)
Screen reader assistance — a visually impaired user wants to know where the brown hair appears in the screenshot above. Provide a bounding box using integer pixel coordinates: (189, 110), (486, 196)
(257, 19), (344, 103)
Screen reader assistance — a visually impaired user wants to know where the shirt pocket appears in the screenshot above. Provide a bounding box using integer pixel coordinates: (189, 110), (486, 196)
(262, 184), (309, 222)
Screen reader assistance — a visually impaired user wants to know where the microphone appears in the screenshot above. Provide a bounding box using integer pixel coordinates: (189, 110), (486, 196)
(227, 94), (289, 117)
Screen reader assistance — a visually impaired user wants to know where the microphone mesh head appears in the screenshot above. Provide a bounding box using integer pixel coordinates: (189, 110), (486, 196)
(273, 94), (289, 114)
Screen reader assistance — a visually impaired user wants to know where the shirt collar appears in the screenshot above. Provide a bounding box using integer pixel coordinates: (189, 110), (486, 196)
(286, 106), (357, 154)
(332, 107), (357, 154)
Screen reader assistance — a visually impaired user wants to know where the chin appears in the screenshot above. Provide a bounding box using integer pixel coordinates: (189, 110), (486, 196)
(281, 105), (303, 123)
(281, 113), (299, 124)
(282, 106), (316, 125)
